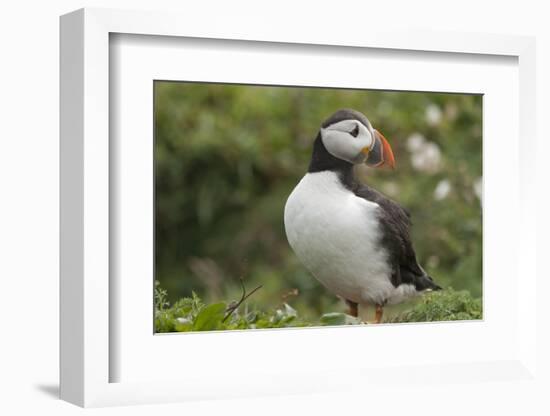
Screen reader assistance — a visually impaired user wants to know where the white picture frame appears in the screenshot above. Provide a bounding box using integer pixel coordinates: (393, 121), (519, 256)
(60, 7), (538, 408)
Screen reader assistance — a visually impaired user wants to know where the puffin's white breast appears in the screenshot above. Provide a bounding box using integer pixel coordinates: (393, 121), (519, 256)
(284, 171), (397, 305)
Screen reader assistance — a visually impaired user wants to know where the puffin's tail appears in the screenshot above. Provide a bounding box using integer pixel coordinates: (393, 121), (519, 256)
(415, 274), (442, 292)
(401, 266), (442, 292)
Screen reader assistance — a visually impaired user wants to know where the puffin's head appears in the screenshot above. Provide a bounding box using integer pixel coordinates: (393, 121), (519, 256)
(319, 109), (395, 168)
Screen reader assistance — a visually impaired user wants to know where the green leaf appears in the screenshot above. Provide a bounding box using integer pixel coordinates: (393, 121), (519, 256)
(192, 302), (226, 331)
(283, 303), (297, 317)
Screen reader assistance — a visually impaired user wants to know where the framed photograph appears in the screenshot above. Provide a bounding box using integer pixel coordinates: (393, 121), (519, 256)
(60, 8), (538, 408)
(152, 80), (482, 331)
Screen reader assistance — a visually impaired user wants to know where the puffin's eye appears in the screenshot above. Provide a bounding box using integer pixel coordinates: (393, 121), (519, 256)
(350, 125), (359, 138)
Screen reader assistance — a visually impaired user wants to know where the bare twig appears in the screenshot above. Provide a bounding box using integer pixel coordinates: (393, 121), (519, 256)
(222, 278), (262, 323)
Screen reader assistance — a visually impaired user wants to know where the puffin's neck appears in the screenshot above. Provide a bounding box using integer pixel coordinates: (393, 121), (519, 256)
(308, 133), (359, 191)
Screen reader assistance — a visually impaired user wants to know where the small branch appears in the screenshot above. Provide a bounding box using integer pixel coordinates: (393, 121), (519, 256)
(222, 279), (262, 323)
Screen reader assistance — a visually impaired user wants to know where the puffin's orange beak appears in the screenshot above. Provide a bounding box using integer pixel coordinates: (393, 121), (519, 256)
(376, 130), (396, 169)
(362, 130), (396, 169)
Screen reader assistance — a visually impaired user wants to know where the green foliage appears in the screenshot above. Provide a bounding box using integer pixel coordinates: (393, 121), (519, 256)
(155, 282), (311, 332)
(387, 288), (482, 323)
(154, 82), (483, 317)
(192, 303), (227, 331)
(155, 284), (481, 332)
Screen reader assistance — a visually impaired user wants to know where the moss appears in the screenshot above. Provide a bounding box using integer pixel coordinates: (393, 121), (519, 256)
(386, 288), (482, 323)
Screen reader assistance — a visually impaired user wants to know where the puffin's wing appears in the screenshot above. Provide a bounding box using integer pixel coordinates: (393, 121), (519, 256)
(354, 185), (440, 291)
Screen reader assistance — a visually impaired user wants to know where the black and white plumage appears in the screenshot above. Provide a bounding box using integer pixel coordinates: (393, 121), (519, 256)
(284, 109), (440, 323)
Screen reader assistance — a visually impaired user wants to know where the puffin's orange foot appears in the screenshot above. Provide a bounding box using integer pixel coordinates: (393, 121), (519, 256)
(374, 304), (384, 324)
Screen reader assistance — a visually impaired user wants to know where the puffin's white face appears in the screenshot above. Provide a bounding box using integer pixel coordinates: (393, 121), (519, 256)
(320, 119), (375, 164)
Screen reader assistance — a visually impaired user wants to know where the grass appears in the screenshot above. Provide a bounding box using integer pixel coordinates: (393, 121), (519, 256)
(154, 281), (482, 333)
(386, 288), (482, 323)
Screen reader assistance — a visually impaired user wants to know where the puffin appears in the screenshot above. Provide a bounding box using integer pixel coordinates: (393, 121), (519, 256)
(284, 109), (441, 324)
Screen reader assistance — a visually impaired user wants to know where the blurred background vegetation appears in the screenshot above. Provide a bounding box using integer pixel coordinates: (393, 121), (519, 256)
(154, 81), (482, 324)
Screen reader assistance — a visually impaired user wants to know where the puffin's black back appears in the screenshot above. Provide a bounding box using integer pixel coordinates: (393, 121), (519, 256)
(351, 182), (441, 292)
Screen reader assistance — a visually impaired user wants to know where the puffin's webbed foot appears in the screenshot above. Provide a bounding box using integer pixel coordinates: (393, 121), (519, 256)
(358, 303), (384, 324)
(374, 304), (384, 324)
